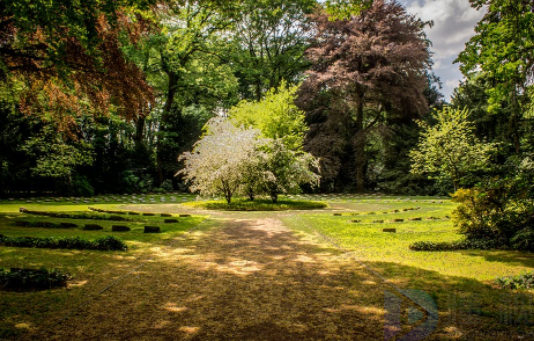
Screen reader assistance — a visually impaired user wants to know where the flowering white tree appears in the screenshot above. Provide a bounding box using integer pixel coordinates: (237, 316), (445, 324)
(177, 118), (264, 203)
(179, 118), (321, 204)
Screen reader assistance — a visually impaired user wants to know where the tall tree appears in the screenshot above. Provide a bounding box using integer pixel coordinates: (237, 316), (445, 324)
(456, 0), (534, 154)
(230, 0), (316, 100)
(302, 0), (433, 192)
(135, 1), (239, 184)
(0, 0), (157, 129)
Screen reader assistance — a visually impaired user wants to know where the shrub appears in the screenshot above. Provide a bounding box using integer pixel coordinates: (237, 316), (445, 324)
(93, 236), (128, 250)
(451, 157), (534, 250)
(0, 268), (72, 291)
(495, 272), (534, 290)
(0, 235), (127, 251)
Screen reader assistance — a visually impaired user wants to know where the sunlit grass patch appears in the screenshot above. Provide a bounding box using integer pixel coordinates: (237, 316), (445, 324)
(283, 200), (534, 283)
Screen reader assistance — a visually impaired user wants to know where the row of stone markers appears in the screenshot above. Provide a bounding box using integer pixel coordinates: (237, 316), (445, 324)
(0, 194), (198, 204)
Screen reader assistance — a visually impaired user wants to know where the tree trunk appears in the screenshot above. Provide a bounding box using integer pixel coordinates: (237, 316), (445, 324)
(134, 115), (146, 149)
(156, 72), (178, 186)
(354, 92), (366, 193)
(270, 189), (278, 203)
(511, 90), (521, 154)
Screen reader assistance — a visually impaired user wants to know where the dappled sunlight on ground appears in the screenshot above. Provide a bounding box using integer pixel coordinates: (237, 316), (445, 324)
(30, 218), (393, 340)
(7, 201), (534, 341)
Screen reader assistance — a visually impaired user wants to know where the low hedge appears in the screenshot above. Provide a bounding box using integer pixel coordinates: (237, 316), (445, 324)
(20, 209), (132, 221)
(15, 221), (77, 228)
(0, 235), (127, 251)
(409, 238), (507, 251)
(184, 199), (328, 211)
(0, 268), (71, 291)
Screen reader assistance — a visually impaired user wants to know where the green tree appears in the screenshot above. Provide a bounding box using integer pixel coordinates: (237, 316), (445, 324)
(456, 0), (534, 154)
(256, 140), (320, 203)
(229, 0), (316, 100)
(410, 107), (496, 191)
(229, 83), (307, 151)
(132, 1), (239, 185)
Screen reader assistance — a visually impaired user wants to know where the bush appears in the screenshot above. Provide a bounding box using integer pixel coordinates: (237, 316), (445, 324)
(0, 268), (72, 291)
(0, 235), (127, 251)
(496, 271), (534, 290)
(451, 157), (534, 250)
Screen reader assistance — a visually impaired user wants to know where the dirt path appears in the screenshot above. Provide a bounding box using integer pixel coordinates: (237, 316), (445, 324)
(36, 218), (395, 340)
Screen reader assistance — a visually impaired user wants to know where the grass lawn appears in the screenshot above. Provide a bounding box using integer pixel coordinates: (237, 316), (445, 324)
(2, 194), (534, 339)
(282, 198), (534, 336)
(0, 201), (207, 339)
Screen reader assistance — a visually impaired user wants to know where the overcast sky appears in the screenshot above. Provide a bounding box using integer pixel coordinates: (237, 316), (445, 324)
(398, 0), (486, 100)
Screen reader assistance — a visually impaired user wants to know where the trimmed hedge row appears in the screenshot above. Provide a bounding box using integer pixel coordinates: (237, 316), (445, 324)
(15, 221), (77, 228)
(20, 208), (133, 221)
(0, 268), (71, 291)
(0, 235), (127, 251)
(409, 238), (507, 251)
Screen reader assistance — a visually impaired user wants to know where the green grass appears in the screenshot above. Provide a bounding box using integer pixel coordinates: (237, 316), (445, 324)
(183, 198), (328, 211)
(0, 203), (207, 339)
(3, 194), (534, 338)
(282, 199), (534, 335)
(283, 200), (534, 282)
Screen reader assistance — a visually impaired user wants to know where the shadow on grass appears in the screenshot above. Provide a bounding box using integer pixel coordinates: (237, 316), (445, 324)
(459, 250), (534, 268)
(15, 218), (533, 341)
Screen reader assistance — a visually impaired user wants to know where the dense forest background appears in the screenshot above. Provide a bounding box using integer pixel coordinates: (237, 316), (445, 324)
(0, 0), (532, 198)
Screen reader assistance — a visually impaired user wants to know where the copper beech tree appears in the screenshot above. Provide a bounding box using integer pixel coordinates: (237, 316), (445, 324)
(301, 0), (433, 192)
(0, 0), (157, 130)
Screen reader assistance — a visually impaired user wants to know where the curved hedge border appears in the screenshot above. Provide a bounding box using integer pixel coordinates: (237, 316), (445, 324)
(184, 199), (328, 211)
(0, 235), (127, 251)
